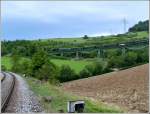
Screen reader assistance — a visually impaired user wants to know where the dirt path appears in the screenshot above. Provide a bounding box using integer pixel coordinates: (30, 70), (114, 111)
(62, 64), (149, 113)
(5, 73), (43, 113)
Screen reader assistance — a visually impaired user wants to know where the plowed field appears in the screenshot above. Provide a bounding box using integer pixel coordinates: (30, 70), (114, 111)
(62, 64), (149, 112)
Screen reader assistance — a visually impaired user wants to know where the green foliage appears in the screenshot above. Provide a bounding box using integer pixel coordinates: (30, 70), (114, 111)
(106, 49), (121, 58)
(31, 50), (49, 71)
(1, 20), (149, 83)
(84, 61), (104, 76)
(124, 52), (137, 66)
(20, 60), (32, 76)
(1, 65), (7, 71)
(83, 35), (89, 39)
(85, 64), (95, 75)
(92, 62), (103, 75)
(36, 62), (59, 82)
(11, 54), (21, 73)
(58, 65), (78, 82)
(136, 48), (149, 63)
(79, 68), (92, 78)
(102, 63), (113, 73)
(2, 26), (148, 58)
(51, 59), (92, 73)
(108, 48), (149, 69)
(129, 20), (149, 32)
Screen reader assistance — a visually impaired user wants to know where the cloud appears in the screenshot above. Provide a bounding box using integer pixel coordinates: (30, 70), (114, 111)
(2, 1), (148, 23)
(89, 32), (112, 37)
(1, 1), (149, 40)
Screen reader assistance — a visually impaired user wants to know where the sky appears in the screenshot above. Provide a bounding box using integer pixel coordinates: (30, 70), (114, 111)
(1, 1), (149, 41)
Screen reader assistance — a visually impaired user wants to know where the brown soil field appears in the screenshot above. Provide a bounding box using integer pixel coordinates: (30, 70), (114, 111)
(62, 64), (149, 113)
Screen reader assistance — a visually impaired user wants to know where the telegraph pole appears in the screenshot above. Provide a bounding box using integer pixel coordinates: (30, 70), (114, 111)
(123, 18), (127, 33)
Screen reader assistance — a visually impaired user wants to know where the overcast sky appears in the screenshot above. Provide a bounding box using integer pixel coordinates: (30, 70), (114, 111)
(1, 1), (149, 40)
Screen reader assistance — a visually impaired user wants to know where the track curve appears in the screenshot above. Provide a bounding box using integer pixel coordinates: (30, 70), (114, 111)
(0, 72), (6, 82)
(1, 72), (15, 112)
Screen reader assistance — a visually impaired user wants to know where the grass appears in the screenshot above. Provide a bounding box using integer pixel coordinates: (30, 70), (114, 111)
(1, 56), (94, 73)
(25, 77), (123, 113)
(49, 37), (87, 43)
(51, 59), (93, 73)
(42, 31), (148, 44)
(1, 56), (12, 70)
(1, 56), (30, 70)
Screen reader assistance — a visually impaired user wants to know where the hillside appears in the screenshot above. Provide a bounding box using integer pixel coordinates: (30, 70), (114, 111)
(129, 20), (149, 32)
(1, 31), (148, 56)
(62, 64), (149, 112)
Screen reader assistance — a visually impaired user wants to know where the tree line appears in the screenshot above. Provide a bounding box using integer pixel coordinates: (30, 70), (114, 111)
(129, 20), (149, 32)
(2, 47), (148, 84)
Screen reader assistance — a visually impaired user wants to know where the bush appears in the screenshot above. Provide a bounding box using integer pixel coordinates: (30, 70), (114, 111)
(84, 61), (103, 76)
(1, 65), (7, 71)
(58, 65), (78, 82)
(108, 51), (140, 68)
(92, 62), (103, 75)
(19, 60), (32, 76)
(36, 62), (59, 83)
(107, 56), (115, 68)
(31, 50), (50, 77)
(11, 55), (22, 73)
(79, 68), (92, 78)
(124, 52), (137, 66)
(85, 64), (95, 75)
(103, 64), (113, 73)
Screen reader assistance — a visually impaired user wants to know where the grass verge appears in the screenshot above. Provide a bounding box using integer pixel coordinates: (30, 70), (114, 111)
(25, 77), (123, 113)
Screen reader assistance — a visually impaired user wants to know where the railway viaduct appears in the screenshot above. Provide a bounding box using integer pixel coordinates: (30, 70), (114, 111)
(49, 38), (149, 58)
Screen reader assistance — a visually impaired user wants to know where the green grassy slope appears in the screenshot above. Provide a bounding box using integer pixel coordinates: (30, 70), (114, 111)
(1, 56), (12, 70)
(1, 57), (94, 73)
(43, 31), (148, 44)
(51, 59), (93, 73)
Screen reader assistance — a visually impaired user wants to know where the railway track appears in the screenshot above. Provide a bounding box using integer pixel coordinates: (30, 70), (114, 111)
(1, 72), (6, 82)
(1, 72), (16, 112)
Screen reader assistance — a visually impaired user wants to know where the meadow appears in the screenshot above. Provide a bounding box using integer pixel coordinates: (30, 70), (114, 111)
(43, 31), (148, 44)
(1, 56), (94, 73)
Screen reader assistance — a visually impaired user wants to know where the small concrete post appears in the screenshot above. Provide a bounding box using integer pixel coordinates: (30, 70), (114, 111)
(122, 47), (126, 55)
(61, 52), (63, 57)
(97, 49), (101, 58)
(76, 51), (79, 59)
(119, 44), (126, 55)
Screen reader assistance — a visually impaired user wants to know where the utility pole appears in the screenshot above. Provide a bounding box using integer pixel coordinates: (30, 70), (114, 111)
(123, 18), (127, 33)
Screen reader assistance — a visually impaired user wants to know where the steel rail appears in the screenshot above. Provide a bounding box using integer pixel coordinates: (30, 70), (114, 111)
(1, 72), (16, 112)
(1, 72), (6, 82)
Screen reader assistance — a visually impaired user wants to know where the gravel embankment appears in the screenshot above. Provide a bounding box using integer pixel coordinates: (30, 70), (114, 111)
(5, 73), (43, 113)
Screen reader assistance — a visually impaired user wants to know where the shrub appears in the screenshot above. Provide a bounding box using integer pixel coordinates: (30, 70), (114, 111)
(58, 65), (77, 82)
(84, 61), (103, 76)
(103, 64), (113, 73)
(1, 65), (7, 71)
(37, 62), (59, 81)
(79, 68), (92, 78)
(11, 55), (22, 73)
(19, 60), (32, 76)
(92, 62), (103, 75)
(124, 52), (137, 66)
(85, 64), (95, 75)
(31, 50), (50, 77)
